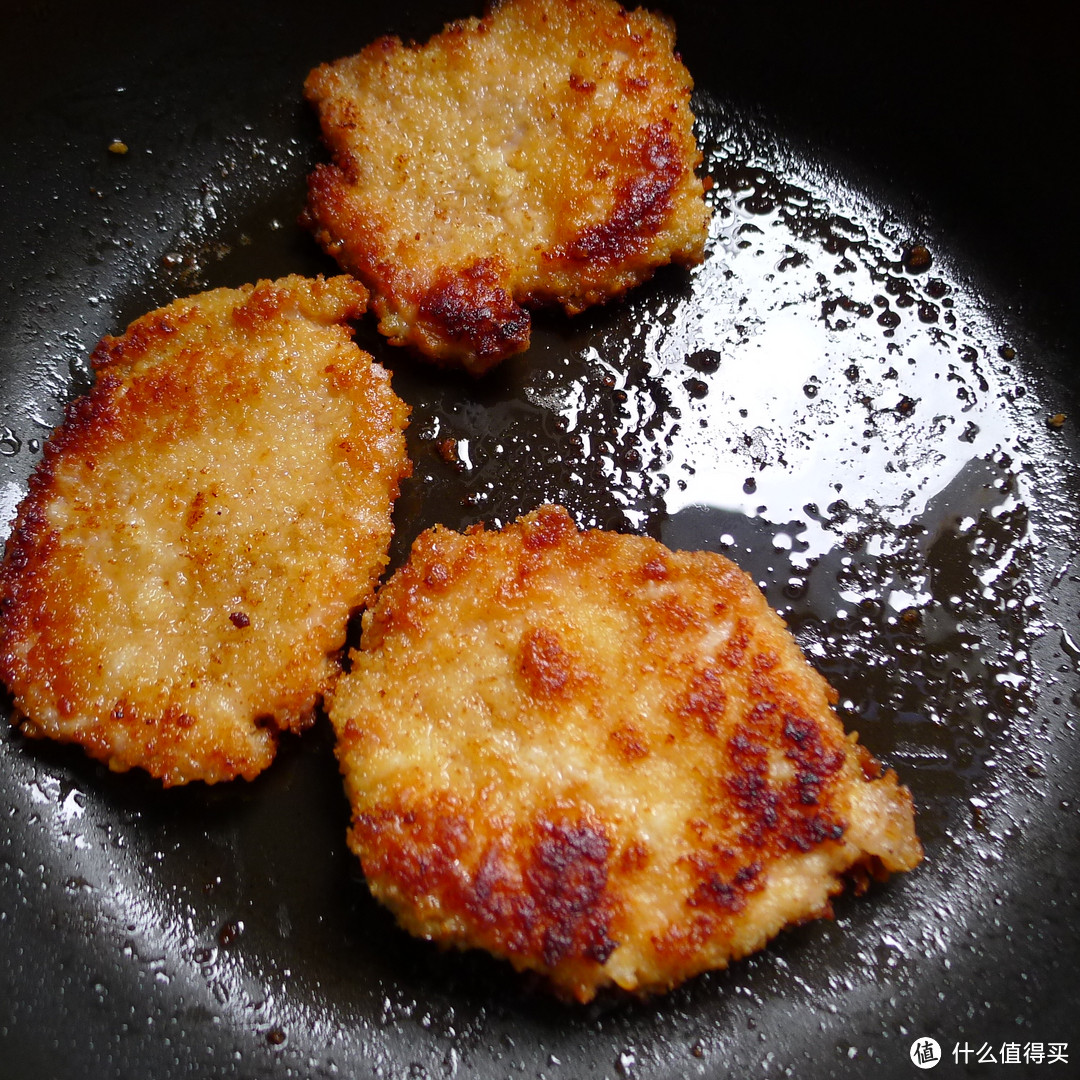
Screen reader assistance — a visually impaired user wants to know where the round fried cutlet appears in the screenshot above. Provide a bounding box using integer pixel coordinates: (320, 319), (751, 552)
(303, 0), (710, 374)
(329, 505), (922, 1002)
(0, 274), (411, 786)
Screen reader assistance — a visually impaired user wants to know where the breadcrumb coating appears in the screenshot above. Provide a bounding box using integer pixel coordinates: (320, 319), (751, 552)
(0, 275), (411, 786)
(330, 505), (922, 1001)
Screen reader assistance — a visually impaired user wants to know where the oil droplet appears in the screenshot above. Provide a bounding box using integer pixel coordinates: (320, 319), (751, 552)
(0, 427), (21, 456)
(218, 919), (244, 947)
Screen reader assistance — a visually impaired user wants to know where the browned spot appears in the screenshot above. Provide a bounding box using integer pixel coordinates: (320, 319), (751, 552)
(569, 73), (596, 92)
(676, 665), (727, 735)
(782, 711), (846, 807)
(325, 360), (366, 392)
(367, 571), (427, 637)
(229, 611), (251, 629)
(666, 901), (743, 968)
(651, 910), (716, 961)
(524, 815), (616, 967)
(641, 555), (669, 581)
(646, 593), (696, 633)
(619, 840), (650, 875)
(469, 832), (527, 939)
(186, 490), (208, 529)
(423, 559), (452, 590)
(649, 849), (764, 965)
(166, 707), (198, 730)
(518, 627), (588, 701)
(610, 724), (649, 761)
(726, 700), (847, 856)
(353, 793), (473, 902)
(687, 859), (763, 914)
(726, 712), (781, 839)
(718, 621), (751, 670)
(417, 259), (530, 368)
(521, 504), (576, 550)
(552, 122), (683, 266)
(747, 647), (781, 688)
(232, 283), (286, 330)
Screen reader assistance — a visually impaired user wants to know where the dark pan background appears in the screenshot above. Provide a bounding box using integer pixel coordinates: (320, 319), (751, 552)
(1, 2), (1077, 1078)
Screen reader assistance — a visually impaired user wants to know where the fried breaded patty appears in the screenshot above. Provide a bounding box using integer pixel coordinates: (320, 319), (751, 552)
(303, 0), (710, 374)
(329, 505), (922, 1001)
(0, 275), (411, 786)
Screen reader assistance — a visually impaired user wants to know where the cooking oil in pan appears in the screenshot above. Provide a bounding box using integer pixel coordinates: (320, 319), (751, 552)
(2, 78), (1076, 1080)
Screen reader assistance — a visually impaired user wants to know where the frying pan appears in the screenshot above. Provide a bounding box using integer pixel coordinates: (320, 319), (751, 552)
(2, 1), (1077, 1077)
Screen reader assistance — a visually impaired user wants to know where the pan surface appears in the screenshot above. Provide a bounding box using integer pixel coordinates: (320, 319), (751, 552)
(1, 2), (1077, 1078)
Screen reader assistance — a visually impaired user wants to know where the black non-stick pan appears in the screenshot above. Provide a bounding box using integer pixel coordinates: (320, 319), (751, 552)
(2, 2), (1077, 1078)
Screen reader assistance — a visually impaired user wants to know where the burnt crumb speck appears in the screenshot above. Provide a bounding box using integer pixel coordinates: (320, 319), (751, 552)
(437, 436), (466, 469)
(229, 611), (250, 628)
(902, 243), (932, 272)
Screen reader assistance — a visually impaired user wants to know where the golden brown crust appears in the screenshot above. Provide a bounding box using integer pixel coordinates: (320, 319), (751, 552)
(0, 274), (411, 786)
(329, 505), (922, 1001)
(303, 0), (710, 373)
